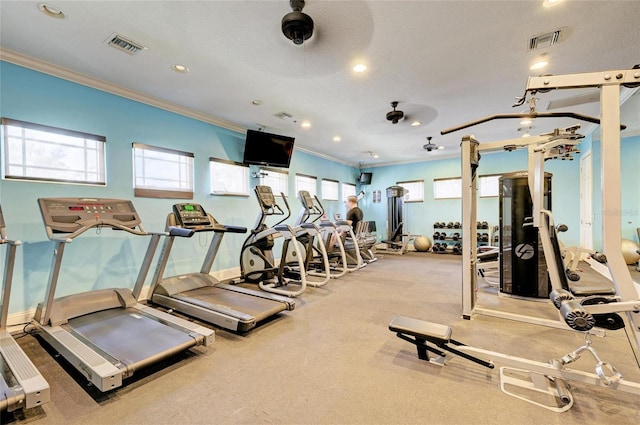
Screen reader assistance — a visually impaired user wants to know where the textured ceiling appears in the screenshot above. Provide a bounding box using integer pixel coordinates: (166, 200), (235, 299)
(1, 1), (638, 166)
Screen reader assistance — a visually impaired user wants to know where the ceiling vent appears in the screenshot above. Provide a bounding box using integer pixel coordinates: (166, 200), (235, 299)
(274, 111), (294, 120)
(105, 33), (147, 55)
(528, 29), (563, 50)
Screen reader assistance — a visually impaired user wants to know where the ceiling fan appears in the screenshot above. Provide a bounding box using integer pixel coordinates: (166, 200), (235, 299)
(386, 101), (405, 124)
(423, 136), (443, 152)
(282, 0), (314, 45)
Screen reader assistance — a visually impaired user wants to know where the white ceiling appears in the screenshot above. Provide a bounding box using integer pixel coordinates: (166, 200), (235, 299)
(1, 1), (639, 166)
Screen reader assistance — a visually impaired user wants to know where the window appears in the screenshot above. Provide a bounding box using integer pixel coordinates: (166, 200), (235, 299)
(321, 179), (339, 201)
(259, 168), (288, 196)
(342, 183), (356, 201)
(397, 180), (424, 203)
(133, 143), (193, 199)
(434, 177), (461, 199)
(295, 174), (317, 197)
(2, 118), (106, 185)
(479, 174), (500, 197)
(210, 158), (249, 196)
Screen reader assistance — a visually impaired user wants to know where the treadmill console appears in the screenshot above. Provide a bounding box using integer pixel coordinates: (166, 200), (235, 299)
(38, 198), (141, 234)
(173, 203), (213, 228)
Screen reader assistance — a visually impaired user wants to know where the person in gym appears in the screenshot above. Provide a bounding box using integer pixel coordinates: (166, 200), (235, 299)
(345, 195), (363, 231)
(330, 195), (364, 247)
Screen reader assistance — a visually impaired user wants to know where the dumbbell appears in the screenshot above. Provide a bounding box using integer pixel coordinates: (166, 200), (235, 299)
(433, 232), (440, 241)
(446, 222), (454, 229)
(438, 222), (445, 228)
(453, 222), (461, 229)
(452, 232), (460, 241)
(452, 243), (462, 254)
(440, 233), (446, 240)
(481, 221), (489, 229)
(481, 233), (489, 242)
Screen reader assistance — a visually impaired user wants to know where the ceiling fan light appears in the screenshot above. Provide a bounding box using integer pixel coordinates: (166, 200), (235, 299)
(282, 0), (314, 46)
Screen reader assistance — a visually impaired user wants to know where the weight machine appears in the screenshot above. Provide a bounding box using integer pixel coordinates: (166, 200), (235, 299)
(388, 67), (640, 412)
(448, 67), (640, 350)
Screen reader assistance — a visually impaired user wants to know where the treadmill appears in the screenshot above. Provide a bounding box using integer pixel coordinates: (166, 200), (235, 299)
(33, 198), (214, 392)
(0, 205), (49, 412)
(149, 203), (294, 332)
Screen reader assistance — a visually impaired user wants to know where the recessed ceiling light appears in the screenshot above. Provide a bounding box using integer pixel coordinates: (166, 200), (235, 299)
(353, 63), (367, 73)
(38, 3), (66, 19)
(173, 64), (189, 73)
(437, 146), (445, 150)
(542, 0), (563, 8)
(373, 154), (379, 159)
(520, 118), (533, 126)
(410, 121), (421, 127)
(333, 136), (341, 142)
(522, 133), (531, 138)
(301, 121), (311, 128)
(530, 60), (549, 70)
(251, 99), (263, 106)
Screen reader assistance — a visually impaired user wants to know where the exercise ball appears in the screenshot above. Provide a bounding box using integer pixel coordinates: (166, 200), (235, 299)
(414, 236), (432, 252)
(621, 238), (640, 265)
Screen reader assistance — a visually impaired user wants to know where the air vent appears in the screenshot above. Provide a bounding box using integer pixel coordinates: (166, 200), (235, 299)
(274, 111), (294, 120)
(528, 29), (562, 50)
(104, 33), (147, 55)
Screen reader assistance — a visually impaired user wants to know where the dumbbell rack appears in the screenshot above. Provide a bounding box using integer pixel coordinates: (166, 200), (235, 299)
(432, 221), (492, 254)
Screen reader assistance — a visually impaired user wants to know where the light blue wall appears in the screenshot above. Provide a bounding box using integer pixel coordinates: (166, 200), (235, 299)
(590, 134), (640, 250)
(362, 147), (581, 246)
(1, 60), (637, 315)
(0, 61), (356, 313)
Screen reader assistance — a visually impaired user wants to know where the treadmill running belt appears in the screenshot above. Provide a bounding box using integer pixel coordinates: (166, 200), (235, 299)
(68, 308), (196, 370)
(176, 287), (286, 322)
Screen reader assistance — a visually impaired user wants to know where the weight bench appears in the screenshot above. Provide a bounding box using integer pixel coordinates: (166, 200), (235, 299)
(388, 316), (494, 369)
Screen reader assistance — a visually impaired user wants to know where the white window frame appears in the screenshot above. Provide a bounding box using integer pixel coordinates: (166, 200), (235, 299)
(2, 117), (106, 185)
(342, 182), (356, 201)
(295, 173), (317, 198)
(321, 179), (339, 201)
(397, 180), (424, 203)
(209, 158), (249, 196)
(479, 174), (501, 198)
(259, 167), (289, 197)
(133, 142), (194, 199)
(434, 177), (462, 200)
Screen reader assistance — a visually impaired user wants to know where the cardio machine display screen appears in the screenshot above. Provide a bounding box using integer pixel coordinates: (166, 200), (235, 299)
(182, 205), (196, 212)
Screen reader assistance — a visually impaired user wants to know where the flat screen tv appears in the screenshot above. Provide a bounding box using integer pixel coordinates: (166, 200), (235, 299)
(243, 129), (295, 168)
(359, 172), (373, 185)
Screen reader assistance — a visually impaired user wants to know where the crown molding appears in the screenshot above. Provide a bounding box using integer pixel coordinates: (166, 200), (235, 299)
(0, 48), (247, 134)
(1, 48), (350, 166)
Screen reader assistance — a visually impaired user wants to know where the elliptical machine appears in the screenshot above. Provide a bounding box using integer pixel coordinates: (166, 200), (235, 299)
(284, 191), (333, 284)
(240, 186), (307, 297)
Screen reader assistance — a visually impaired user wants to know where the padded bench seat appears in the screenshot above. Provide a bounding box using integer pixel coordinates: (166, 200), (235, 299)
(389, 316), (452, 343)
(388, 315), (494, 369)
